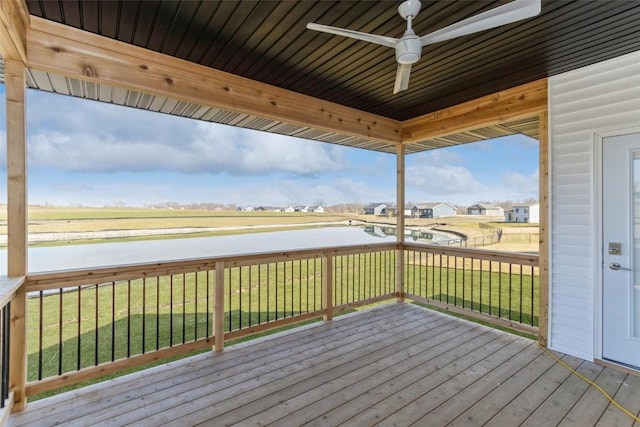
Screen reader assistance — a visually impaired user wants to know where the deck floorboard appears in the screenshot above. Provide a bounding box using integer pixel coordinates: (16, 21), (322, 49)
(8, 302), (640, 427)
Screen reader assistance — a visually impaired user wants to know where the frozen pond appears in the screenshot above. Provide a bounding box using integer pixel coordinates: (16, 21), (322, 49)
(0, 226), (452, 274)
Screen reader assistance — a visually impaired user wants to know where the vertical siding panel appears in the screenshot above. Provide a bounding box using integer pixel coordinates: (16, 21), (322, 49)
(549, 50), (640, 360)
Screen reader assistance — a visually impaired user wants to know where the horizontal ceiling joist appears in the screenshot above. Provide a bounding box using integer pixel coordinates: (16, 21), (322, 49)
(26, 16), (402, 145)
(401, 79), (548, 143)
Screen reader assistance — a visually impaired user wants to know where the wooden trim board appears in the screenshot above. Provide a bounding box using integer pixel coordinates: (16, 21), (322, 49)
(26, 17), (402, 145)
(401, 79), (548, 143)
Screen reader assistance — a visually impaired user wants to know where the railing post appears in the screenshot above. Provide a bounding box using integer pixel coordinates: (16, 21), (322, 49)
(538, 111), (549, 347)
(323, 254), (333, 321)
(396, 144), (405, 301)
(6, 57), (28, 412)
(214, 261), (225, 352)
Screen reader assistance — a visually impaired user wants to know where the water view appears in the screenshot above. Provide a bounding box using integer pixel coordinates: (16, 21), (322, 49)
(1, 226), (453, 274)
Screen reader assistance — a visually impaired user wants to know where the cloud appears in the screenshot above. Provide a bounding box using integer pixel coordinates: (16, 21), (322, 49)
(25, 91), (347, 176)
(405, 151), (539, 205)
(502, 167), (539, 195)
(406, 151), (487, 197)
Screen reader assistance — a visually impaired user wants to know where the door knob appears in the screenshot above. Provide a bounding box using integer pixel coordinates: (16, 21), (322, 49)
(609, 262), (631, 271)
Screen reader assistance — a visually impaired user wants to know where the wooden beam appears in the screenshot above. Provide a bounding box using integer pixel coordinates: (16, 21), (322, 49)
(5, 57), (27, 411)
(537, 111), (549, 347)
(0, 0), (28, 62)
(5, 59), (26, 277)
(402, 79), (548, 143)
(396, 144), (405, 301)
(26, 17), (402, 145)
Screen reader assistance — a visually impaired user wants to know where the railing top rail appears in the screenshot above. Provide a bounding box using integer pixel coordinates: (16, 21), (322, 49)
(25, 242), (400, 290)
(402, 242), (539, 266)
(0, 276), (25, 307)
(25, 240), (537, 291)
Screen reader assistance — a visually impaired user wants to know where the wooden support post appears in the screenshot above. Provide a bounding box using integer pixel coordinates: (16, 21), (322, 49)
(214, 261), (225, 352)
(396, 144), (405, 301)
(323, 254), (333, 321)
(538, 111), (549, 347)
(5, 58), (27, 411)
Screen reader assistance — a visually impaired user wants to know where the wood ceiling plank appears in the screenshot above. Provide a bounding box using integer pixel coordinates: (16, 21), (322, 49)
(26, 16), (402, 144)
(402, 79), (547, 143)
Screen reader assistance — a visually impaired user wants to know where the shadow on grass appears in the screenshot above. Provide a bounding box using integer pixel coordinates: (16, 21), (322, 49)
(29, 309), (312, 400)
(419, 293), (538, 327)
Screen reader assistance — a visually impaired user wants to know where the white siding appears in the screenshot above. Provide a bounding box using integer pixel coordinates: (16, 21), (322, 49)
(549, 50), (640, 360)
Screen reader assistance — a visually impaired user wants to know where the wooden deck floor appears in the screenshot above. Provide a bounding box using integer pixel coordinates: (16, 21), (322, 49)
(8, 302), (640, 426)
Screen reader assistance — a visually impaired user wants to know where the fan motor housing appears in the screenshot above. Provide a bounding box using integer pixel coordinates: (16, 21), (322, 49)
(396, 37), (422, 64)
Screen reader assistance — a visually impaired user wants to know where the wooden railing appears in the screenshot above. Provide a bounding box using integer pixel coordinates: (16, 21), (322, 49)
(23, 244), (398, 396)
(404, 243), (539, 334)
(3, 242), (539, 401)
(0, 277), (24, 423)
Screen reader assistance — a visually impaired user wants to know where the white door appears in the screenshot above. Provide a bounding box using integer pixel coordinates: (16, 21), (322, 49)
(603, 133), (640, 368)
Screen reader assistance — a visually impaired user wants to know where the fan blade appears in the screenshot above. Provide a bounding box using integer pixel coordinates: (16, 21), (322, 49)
(393, 63), (412, 94)
(420, 0), (541, 46)
(307, 23), (398, 48)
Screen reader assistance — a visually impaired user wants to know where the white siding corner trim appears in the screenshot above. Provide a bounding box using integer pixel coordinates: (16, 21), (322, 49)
(549, 49), (640, 361)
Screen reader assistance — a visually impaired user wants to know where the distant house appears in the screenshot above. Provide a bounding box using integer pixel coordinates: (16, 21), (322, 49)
(294, 206), (309, 212)
(416, 202), (457, 218)
(467, 203), (504, 216)
(284, 206), (295, 213)
(255, 206), (284, 212)
(405, 205), (418, 218)
(505, 203), (539, 223)
(363, 203), (388, 215)
(308, 206), (325, 213)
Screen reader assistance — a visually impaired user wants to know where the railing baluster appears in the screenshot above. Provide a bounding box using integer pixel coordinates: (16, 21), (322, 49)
(323, 253), (333, 321)
(531, 266), (535, 326)
(157, 277), (161, 350)
(509, 264), (513, 322)
(95, 283), (99, 364)
(462, 257), (466, 309)
(520, 264), (524, 324)
(38, 291), (43, 381)
(499, 262), (503, 318)
(1, 304), (9, 408)
(170, 275), (174, 347)
(182, 273), (186, 344)
(489, 261), (493, 317)
(214, 261), (225, 352)
(58, 288), (64, 375)
(78, 285), (82, 370)
(239, 267), (243, 329)
(142, 278), (146, 355)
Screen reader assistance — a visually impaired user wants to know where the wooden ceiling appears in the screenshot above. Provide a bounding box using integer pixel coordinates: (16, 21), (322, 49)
(3, 1), (638, 153)
(24, 0), (640, 121)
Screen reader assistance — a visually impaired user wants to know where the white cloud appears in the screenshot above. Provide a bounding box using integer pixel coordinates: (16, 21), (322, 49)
(405, 151), (539, 205)
(502, 167), (539, 196)
(25, 91), (347, 176)
(406, 151), (487, 197)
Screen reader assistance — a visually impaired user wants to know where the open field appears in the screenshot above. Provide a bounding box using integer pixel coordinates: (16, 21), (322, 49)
(15, 207), (352, 233)
(0, 207), (539, 251)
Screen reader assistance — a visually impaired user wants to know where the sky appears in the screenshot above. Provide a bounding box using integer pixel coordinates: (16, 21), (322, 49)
(0, 86), (539, 208)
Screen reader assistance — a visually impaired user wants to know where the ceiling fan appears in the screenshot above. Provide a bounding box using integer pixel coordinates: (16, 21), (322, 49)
(307, 0), (541, 94)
